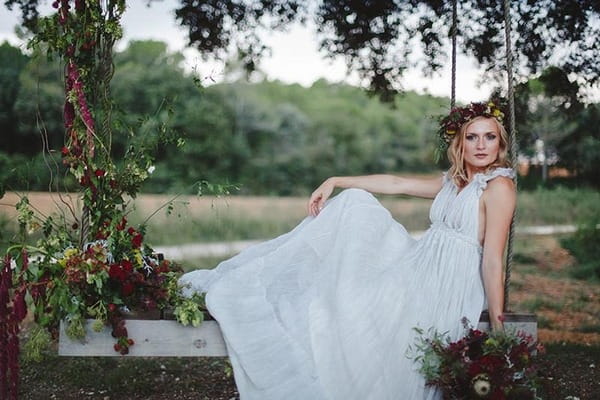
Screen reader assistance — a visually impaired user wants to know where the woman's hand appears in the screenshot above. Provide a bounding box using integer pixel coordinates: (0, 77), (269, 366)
(308, 178), (336, 216)
(490, 315), (505, 332)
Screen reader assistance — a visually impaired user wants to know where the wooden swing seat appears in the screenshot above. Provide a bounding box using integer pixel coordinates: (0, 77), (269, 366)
(58, 312), (537, 357)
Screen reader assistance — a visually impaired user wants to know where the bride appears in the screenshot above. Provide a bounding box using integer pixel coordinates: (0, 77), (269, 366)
(180, 101), (516, 400)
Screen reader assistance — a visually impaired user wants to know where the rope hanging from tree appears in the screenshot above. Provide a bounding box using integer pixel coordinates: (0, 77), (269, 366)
(502, 0), (518, 312)
(449, 0), (518, 312)
(450, 0), (457, 109)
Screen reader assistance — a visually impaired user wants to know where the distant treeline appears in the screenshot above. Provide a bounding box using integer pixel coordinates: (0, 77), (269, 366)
(1, 40), (597, 195)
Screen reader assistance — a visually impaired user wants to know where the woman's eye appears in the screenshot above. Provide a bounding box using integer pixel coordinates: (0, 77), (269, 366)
(466, 135), (476, 141)
(485, 134), (497, 140)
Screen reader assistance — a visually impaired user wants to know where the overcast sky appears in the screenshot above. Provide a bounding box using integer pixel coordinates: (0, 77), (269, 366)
(1, 1), (500, 103)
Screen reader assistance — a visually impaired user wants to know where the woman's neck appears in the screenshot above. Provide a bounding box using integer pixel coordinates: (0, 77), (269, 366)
(464, 165), (487, 182)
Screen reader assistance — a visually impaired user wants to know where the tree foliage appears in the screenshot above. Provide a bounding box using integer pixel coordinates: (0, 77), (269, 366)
(168, 0), (599, 100)
(2, 37), (599, 194)
(1, 39), (452, 194)
(6, 1), (599, 100)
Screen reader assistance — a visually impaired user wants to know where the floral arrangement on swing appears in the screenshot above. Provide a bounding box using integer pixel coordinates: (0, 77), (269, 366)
(0, 5), (208, 394)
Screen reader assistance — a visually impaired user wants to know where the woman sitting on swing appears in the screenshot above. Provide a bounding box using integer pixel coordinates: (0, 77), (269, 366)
(181, 101), (516, 399)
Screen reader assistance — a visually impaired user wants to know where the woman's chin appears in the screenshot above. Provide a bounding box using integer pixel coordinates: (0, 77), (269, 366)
(466, 158), (493, 169)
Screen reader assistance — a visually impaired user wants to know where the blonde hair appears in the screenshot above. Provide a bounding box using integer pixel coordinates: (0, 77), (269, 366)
(447, 116), (510, 187)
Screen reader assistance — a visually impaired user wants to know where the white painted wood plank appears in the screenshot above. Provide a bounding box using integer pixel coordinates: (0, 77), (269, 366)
(59, 320), (228, 357)
(59, 313), (536, 357)
(478, 313), (538, 341)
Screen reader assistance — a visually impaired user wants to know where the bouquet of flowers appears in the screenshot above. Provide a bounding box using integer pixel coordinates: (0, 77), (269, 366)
(411, 318), (544, 400)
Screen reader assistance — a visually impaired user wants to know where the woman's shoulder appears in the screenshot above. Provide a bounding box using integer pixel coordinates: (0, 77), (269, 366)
(474, 167), (515, 196)
(483, 167), (515, 180)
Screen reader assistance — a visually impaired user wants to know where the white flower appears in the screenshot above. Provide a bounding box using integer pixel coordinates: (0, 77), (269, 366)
(10, 259), (17, 270)
(147, 165), (156, 174)
(472, 374), (491, 397)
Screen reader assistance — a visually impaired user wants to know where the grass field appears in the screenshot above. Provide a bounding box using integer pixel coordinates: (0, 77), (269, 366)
(2, 186), (599, 245)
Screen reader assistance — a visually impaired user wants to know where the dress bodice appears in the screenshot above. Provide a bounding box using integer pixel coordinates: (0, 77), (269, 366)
(429, 168), (515, 247)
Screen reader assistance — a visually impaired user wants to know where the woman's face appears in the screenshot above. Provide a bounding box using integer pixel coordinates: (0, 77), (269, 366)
(462, 118), (500, 171)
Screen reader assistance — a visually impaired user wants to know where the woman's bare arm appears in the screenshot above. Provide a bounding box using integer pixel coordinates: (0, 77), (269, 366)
(480, 177), (516, 331)
(307, 174), (443, 216)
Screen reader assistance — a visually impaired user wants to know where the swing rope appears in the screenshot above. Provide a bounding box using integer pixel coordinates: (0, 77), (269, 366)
(502, 0), (518, 312)
(449, 0), (517, 313)
(450, 0), (457, 109)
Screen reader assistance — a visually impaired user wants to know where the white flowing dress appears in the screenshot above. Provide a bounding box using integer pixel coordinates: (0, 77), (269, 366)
(180, 167), (515, 400)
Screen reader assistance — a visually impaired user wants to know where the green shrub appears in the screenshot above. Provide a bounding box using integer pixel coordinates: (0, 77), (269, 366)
(561, 215), (600, 281)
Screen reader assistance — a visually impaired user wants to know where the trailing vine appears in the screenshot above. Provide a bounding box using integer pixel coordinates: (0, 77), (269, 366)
(0, 1), (206, 398)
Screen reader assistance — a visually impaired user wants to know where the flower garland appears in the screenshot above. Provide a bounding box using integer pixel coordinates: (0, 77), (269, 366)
(0, 2), (205, 398)
(436, 101), (505, 152)
(411, 318), (544, 400)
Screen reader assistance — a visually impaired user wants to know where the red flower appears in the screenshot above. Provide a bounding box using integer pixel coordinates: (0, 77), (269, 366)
(80, 174), (91, 187)
(94, 169), (105, 177)
(127, 227), (136, 235)
(121, 282), (135, 296)
(116, 217), (127, 231)
(131, 233), (143, 249)
(61, 146), (70, 156)
(12, 289), (27, 321)
(108, 264), (126, 282)
(121, 260), (133, 272)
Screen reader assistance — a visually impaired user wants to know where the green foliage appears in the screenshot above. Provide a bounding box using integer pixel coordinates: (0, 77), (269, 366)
(3, 37), (599, 195)
(166, 0), (599, 100)
(516, 186), (600, 226)
(561, 215), (600, 281)
(22, 325), (52, 362)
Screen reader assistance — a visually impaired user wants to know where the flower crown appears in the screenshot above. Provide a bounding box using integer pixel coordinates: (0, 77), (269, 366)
(437, 101), (505, 145)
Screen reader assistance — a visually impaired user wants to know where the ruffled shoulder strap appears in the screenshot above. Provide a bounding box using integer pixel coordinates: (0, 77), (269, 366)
(474, 167), (515, 196)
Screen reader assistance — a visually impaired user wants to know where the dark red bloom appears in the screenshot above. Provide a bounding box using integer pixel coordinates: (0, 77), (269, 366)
(61, 146), (70, 156)
(121, 260), (133, 272)
(12, 289), (27, 321)
(468, 362), (483, 377)
(108, 264), (126, 282)
(131, 233), (143, 249)
(116, 217), (127, 231)
(80, 174), (91, 187)
(121, 282), (135, 296)
(94, 169), (105, 178)
(112, 323), (127, 338)
(127, 227), (136, 235)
